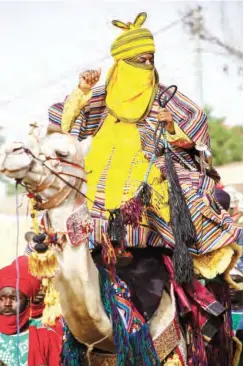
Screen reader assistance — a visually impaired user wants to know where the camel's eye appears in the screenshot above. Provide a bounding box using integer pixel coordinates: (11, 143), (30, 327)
(55, 150), (69, 158)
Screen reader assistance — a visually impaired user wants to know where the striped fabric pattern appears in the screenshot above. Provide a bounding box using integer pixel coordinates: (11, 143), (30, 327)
(111, 28), (155, 60)
(48, 83), (242, 255)
(90, 147), (115, 220)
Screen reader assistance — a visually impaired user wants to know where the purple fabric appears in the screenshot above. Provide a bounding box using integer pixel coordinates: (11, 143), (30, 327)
(214, 188), (231, 211)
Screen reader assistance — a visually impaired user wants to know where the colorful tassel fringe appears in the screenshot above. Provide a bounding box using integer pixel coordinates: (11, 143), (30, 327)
(61, 320), (87, 366)
(99, 267), (161, 366)
(101, 232), (117, 277)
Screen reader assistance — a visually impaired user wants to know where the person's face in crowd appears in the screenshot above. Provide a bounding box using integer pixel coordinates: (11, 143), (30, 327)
(0, 287), (27, 315)
(133, 53), (155, 66)
(32, 287), (46, 305)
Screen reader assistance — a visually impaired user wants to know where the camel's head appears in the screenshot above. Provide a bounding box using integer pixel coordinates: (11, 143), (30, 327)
(0, 140), (33, 180)
(0, 125), (92, 190)
(40, 126), (91, 166)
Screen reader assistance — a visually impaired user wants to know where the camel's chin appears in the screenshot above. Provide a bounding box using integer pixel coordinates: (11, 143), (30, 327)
(2, 167), (30, 180)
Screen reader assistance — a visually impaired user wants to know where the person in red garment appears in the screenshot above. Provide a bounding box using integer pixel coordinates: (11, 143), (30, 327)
(0, 256), (62, 366)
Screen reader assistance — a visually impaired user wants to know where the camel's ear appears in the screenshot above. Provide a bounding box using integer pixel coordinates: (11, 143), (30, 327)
(46, 124), (68, 136)
(79, 136), (92, 157)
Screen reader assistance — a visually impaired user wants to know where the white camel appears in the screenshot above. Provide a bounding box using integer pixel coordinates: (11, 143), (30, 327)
(0, 126), (186, 365)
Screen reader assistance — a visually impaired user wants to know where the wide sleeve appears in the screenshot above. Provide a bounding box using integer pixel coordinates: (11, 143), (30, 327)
(48, 85), (106, 140)
(61, 88), (92, 132)
(166, 88), (210, 149)
(166, 122), (194, 149)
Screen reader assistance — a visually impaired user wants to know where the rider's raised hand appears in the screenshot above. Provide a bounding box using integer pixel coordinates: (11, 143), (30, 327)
(78, 69), (101, 94)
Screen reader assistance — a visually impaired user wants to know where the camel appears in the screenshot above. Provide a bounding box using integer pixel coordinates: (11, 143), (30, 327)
(0, 126), (187, 365)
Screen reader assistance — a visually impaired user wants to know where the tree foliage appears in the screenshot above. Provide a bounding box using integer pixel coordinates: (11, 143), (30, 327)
(205, 106), (243, 166)
(6, 183), (26, 196)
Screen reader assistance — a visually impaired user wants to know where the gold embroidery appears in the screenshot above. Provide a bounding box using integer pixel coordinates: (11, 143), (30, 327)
(88, 318), (180, 365)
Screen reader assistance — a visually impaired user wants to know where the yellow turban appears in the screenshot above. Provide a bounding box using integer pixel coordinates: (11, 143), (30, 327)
(111, 12), (155, 60)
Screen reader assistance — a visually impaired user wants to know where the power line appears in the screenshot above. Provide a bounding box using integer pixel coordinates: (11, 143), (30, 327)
(153, 7), (197, 36)
(0, 7), (198, 109)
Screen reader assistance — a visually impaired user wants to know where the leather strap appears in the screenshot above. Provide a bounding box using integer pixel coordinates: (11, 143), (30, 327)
(34, 173), (56, 193)
(37, 176), (76, 210)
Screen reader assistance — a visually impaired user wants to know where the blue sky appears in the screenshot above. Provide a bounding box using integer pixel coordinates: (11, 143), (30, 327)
(0, 0), (242, 142)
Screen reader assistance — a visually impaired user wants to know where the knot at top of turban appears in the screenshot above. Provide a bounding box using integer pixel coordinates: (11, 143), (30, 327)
(111, 12), (155, 60)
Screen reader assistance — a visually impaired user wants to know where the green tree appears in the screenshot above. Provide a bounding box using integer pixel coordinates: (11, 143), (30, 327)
(205, 107), (243, 166)
(6, 182), (26, 196)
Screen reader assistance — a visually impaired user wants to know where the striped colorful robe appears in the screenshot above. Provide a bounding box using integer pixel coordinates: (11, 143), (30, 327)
(48, 83), (242, 255)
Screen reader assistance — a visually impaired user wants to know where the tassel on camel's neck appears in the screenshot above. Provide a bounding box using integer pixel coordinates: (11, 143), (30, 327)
(42, 278), (62, 326)
(28, 233), (61, 326)
(29, 233), (58, 278)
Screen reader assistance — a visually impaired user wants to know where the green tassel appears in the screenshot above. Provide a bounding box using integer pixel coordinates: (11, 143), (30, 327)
(61, 321), (87, 366)
(99, 267), (161, 365)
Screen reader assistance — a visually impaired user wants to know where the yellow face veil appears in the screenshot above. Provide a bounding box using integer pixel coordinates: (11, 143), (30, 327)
(105, 12), (158, 123)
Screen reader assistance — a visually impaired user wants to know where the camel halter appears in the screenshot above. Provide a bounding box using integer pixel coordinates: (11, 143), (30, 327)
(23, 150), (87, 211)
(23, 147), (113, 215)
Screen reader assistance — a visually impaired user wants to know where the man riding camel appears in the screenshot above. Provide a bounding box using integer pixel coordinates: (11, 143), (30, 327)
(48, 11), (242, 286)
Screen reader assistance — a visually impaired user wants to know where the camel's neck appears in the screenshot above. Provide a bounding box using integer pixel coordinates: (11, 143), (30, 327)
(47, 198), (76, 232)
(47, 196), (113, 350)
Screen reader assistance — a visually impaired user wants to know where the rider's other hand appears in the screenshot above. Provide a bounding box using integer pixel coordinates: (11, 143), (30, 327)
(78, 69), (101, 94)
(158, 108), (175, 134)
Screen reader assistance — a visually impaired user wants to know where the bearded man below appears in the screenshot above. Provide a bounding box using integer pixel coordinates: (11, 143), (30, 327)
(0, 256), (62, 366)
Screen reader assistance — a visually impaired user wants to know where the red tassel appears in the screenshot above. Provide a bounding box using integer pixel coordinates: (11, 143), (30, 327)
(120, 182), (152, 228)
(101, 232), (117, 277)
(121, 197), (143, 227)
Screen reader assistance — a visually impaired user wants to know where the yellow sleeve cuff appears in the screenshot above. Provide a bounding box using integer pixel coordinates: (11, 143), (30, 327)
(166, 122), (194, 149)
(166, 122), (192, 143)
(61, 88), (92, 132)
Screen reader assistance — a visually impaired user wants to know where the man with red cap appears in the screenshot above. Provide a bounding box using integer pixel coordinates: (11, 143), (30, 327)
(0, 256), (62, 366)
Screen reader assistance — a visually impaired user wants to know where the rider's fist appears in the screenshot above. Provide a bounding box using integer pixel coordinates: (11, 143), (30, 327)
(78, 69), (101, 94)
(158, 108), (175, 134)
